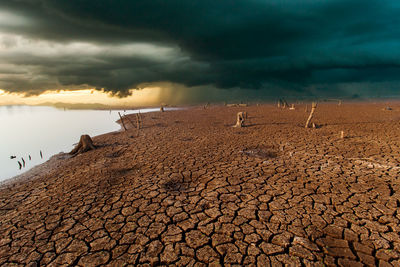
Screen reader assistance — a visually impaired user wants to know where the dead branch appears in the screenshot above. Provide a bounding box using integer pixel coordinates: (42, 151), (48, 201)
(118, 112), (127, 131)
(305, 102), (317, 128)
(136, 113), (142, 129)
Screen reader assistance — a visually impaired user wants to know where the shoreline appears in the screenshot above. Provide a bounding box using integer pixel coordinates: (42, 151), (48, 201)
(0, 152), (70, 189)
(0, 106), (186, 187)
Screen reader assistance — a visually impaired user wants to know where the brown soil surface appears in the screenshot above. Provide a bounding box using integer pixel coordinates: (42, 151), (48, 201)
(1, 103), (400, 266)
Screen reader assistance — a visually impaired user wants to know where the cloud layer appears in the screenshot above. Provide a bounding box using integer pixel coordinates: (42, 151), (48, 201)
(0, 0), (400, 97)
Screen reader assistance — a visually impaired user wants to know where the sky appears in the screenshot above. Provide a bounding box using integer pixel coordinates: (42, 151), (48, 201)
(0, 0), (400, 105)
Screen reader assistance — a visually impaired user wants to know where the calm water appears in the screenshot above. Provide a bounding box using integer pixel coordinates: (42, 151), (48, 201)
(0, 106), (164, 181)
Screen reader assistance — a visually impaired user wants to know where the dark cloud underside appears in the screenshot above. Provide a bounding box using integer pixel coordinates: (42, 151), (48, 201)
(0, 0), (400, 98)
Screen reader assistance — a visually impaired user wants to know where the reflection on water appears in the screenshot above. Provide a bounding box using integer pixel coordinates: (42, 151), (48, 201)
(0, 105), (164, 181)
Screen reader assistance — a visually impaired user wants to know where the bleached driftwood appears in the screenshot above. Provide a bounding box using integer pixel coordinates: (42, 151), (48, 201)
(226, 103), (247, 107)
(70, 135), (96, 155)
(305, 102), (317, 128)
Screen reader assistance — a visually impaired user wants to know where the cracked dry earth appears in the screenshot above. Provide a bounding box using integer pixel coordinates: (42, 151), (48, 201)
(1, 103), (400, 266)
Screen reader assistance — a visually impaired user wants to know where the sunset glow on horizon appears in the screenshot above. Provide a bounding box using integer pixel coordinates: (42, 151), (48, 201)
(0, 87), (165, 107)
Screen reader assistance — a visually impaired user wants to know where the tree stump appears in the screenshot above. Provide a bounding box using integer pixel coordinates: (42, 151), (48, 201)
(234, 112), (246, 127)
(70, 135), (96, 155)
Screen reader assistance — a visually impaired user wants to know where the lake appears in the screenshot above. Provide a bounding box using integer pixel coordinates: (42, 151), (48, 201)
(0, 105), (165, 182)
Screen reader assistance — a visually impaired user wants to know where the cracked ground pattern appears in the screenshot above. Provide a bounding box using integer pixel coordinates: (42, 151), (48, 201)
(1, 103), (400, 266)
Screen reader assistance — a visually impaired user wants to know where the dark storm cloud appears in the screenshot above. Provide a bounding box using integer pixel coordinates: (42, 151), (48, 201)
(0, 0), (400, 97)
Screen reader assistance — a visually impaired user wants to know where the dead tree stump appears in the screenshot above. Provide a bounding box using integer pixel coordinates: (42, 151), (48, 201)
(234, 112), (246, 127)
(305, 102), (317, 128)
(70, 135), (96, 155)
